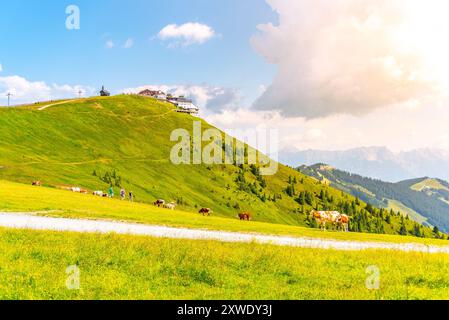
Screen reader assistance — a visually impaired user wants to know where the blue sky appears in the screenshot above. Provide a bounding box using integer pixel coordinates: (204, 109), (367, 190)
(2, 0), (449, 154)
(0, 0), (277, 106)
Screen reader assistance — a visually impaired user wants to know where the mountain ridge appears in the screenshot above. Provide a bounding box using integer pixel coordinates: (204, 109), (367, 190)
(282, 147), (449, 182)
(298, 163), (449, 232)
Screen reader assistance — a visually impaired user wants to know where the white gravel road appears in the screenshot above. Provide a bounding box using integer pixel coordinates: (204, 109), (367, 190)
(0, 212), (448, 254)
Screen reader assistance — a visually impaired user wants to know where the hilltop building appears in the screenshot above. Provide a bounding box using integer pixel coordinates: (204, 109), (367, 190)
(100, 86), (110, 97)
(138, 89), (199, 115)
(168, 96), (199, 115)
(139, 89), (166, 100)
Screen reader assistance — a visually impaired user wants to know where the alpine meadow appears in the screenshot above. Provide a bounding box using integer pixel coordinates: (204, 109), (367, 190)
(2, 0), (449, 305)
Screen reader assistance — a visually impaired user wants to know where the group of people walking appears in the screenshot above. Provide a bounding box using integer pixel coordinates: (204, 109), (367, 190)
(108, 186), (134, 202)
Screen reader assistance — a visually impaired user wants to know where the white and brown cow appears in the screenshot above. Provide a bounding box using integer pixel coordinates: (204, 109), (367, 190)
(311, 210), (330, 231)
(154, 199), (166, 207)
(164, 202), (177, 210)
(311, 210), (348, 231)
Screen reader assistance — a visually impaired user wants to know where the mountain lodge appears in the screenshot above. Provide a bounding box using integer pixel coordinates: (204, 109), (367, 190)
(138, 89), (199, 115)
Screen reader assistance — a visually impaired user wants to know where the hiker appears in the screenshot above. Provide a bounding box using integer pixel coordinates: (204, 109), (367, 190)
(108, 186), (114, 198)
(129, 191), (134, 202)
(120, 188), (126, 200)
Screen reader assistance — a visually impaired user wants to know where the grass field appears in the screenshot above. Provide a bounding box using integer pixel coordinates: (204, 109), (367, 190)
(411, 178), (449, 192)
(1, 180), (448, 246)
(0, 227), (448, 300)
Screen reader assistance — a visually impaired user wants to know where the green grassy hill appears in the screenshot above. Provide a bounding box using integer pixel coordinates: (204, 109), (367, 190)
(410, 178), (449, 192)
(0, 95), (435, 236)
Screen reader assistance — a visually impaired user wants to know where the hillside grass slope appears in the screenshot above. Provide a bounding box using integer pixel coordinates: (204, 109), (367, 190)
(2, 180), (449, 245)
(0, 95), (434, 236)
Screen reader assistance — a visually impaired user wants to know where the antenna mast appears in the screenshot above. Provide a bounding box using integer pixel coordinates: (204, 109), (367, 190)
(6, 92), (12, 106)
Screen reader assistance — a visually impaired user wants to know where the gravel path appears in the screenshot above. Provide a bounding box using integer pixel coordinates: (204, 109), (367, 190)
(38, 100), (77, 111)
(1, 212), (448, 254)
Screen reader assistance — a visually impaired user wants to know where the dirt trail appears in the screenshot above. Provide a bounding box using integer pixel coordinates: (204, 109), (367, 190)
(0, 213), (448, 254)
(38, 100), (78, 111)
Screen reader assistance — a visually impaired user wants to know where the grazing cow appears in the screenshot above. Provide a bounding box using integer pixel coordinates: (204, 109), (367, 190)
(164, 202), (177, 210)
(311, 210), (349, 232)
(32, 181), (42, 186)
(199, 208), (213, 216)
(70, 187), (81, 193)
(93, 191), (104, 197)
(327, 211), (342, 229)
(338, 214), (350, 232)
(154, 199), (166, 207)
(311, 210), (330, 231)
(238, 212), (252, 221)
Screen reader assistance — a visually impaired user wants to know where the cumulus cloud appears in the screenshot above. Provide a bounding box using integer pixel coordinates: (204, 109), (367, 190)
(123, 84), (240, 113)
(158, 23), (215, 46)
(0, 75), (95, 106)
(252, 0), (449, 118)
(206, 98), (449, 154)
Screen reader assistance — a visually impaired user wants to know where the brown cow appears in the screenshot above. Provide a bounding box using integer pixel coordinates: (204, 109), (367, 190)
(338, 214), (350, 232)
(238, 212), (252, 221)
(32, 181), (42, 186)
(199, 208), (213, 216)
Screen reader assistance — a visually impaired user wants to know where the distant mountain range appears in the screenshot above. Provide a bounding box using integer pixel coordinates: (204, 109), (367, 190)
(281, 147), (449, 182)
(298, 164), (449, 232)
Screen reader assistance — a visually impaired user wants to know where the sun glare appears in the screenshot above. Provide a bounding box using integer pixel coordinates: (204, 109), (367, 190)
(395, 0), (449, 88)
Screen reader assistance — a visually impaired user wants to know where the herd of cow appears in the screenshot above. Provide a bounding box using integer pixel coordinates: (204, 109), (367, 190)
(154, 199), (253, 221)
(153, 199), (351, 231)
(154, 199), (177, 210)
(311, 210), (350, 232)
(31, 181), (349, 231)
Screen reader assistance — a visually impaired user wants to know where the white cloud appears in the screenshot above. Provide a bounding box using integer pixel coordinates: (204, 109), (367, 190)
(105, 40), (115, 49)
(437, 134), (449, 150)
(0, 75), (95, 106)
(205, 98), (449, 154)
(252, 0), (449, 118)
(158, 23), (215, 46)
(0, 64), (3, 72)
(122, 84), (240, 114)
(123, 38), (134, 49)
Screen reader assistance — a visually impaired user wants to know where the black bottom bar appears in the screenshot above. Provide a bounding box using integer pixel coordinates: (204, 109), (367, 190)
(0, 300), (440, 319)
